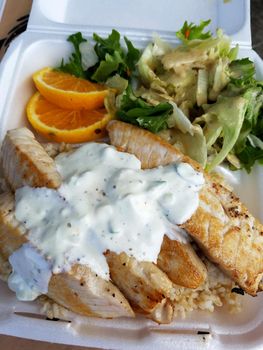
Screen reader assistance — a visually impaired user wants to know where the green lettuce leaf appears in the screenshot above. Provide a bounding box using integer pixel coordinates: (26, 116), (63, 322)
(234, 86), (263, 153)
(91, 51), (123, 82)
(58, 32), (86, 78)
(58, 30), (140, 83)
(117, 85), (173, 133)
(91, 30), (140, 82)
(253, 110), (263, 137)
(124, 36), (141, 72)
(229, 58), (255, 86)
(93, 29), (121, 58)
(237, 144), (263, 172)
(215, 59), (263, 171)
(176, 20), (212, 42)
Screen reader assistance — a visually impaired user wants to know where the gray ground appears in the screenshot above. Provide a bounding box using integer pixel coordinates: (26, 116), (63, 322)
(251, 0), (263, 57)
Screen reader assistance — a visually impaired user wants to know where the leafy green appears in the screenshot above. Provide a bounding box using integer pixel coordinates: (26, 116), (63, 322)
(214, 56), (263, 171)
(124, 36), (141, 72)
(176, 20), (212, 42)
(93, 29), (121, 57)
(228, 45), (239, 62)
(58, 32), (86, 78)
(92, 51), (123, 82)
(58, 30), (140, 83)
(253, 112), (263, 137)
(237, 143), (263, 172)
(234, 86), (263, 153)
(117, 85), (173, 133)
(229, 58), (255, 86)
(91, 30), (141, 82)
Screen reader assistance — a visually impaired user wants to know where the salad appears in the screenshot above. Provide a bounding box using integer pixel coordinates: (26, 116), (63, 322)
(27, 20), (263, 173)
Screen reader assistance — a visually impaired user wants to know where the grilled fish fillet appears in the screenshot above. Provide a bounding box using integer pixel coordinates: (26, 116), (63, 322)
(107, 120), (207, 289)
(0, 192), (134, 318)
(1, 128), (61, 190)
(48, 264), (134, 318)
(107, 120), (263, 296)
(0, 192), (27, 259)
(157, 235), (207, 289)
(107, 120), (201, 171)
(105, 250), (175, 323)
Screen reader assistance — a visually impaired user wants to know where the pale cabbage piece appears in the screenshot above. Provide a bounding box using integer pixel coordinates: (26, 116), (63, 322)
(159, 69), (197, 105)
(171, 125), (207, 167)
(196, 68), (208, 106)
(247, 134), (263, 150)
(208, 58), (230, 101)
(195, 113), (223, 149)
(226, 153), (242, 169)
(137, 86), (174, 105)
(106, 74), (128, 94)
(158, 102), (207, 167)
(104, 90), (117, 117)
(152, 33), (172, 57)
(137, 43), (166, 88)
(167, 102), (194, 135)
(179, 101), (193, 117)
(79, 41), (99, 70)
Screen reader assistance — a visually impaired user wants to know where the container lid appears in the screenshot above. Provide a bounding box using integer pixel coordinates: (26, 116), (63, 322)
(27, 0), (252, 48)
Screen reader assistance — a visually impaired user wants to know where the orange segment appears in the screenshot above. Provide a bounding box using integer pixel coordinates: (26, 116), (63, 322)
(33, 67), (109, 110)
(27, 92), (115, 143)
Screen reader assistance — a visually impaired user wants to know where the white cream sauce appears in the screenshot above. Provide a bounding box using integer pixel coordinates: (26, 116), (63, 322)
(8, 243), (52, 301)
(11, 142), (204, 299)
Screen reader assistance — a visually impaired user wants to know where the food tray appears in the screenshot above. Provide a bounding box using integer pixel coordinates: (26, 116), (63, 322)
(0, 0), (262, 348)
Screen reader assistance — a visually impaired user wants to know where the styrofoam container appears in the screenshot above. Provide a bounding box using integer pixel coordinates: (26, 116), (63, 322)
(0, 0), (262, 348)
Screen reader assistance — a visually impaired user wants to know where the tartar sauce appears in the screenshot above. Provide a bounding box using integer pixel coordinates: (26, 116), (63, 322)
(10, 142), (204, 300)
(8, 243), (51, 301)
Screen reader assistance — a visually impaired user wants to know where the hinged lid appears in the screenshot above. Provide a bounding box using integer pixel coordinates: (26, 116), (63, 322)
(27, 0), (251, 47)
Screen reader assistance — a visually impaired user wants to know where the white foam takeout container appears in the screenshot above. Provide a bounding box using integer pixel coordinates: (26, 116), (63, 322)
(0, 0), (262, 348)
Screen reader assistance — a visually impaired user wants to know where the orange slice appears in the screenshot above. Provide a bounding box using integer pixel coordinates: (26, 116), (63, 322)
(33, 67), (109, 110)
(27, 92), (114, 143)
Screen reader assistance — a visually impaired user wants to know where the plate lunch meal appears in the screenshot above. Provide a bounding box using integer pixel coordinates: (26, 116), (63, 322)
(0, 0), (262, 349)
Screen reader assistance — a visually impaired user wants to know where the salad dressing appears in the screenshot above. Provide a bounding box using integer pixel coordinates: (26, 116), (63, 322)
(9, 142), (204, 300)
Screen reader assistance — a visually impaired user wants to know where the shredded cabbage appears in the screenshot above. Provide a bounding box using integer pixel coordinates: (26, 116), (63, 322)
(171, 125), (207, 167)
(196, 68), (208, 106)
(137, 44), (165, 88)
